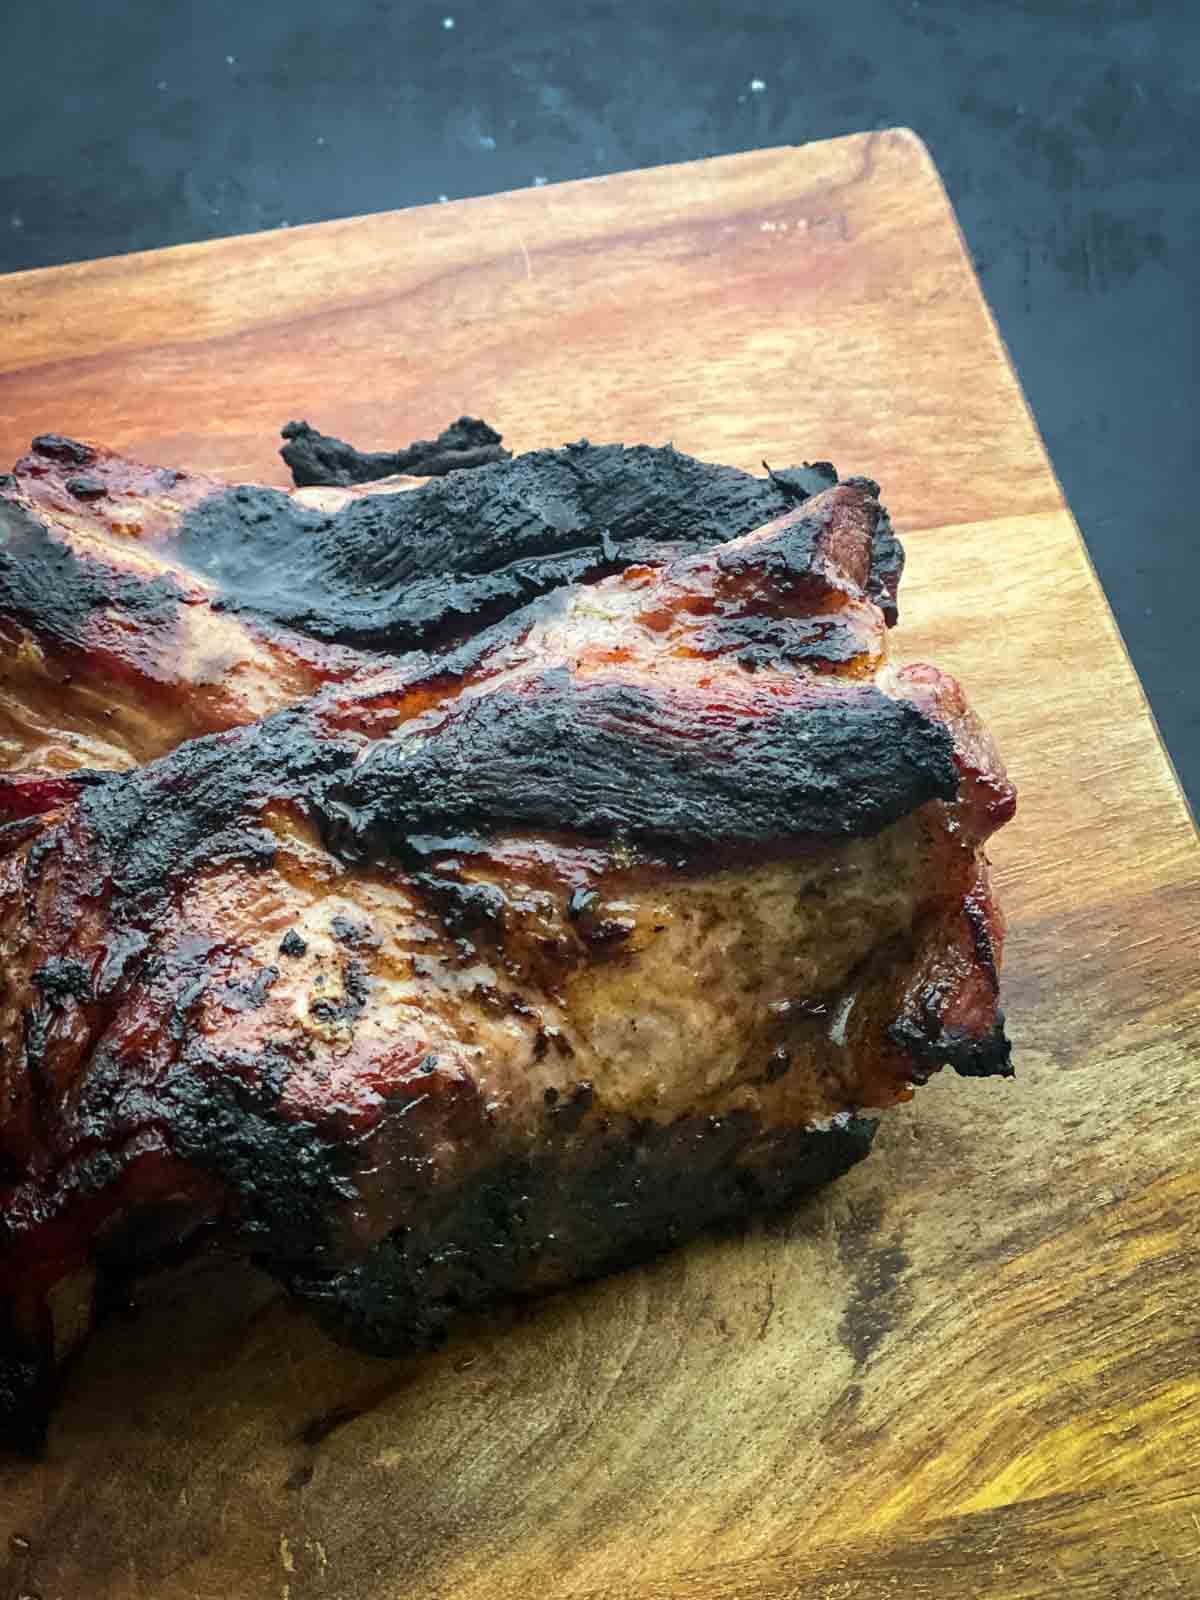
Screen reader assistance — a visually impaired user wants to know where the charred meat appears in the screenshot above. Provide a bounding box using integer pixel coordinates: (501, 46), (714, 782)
(0, 433), (1014, 1446)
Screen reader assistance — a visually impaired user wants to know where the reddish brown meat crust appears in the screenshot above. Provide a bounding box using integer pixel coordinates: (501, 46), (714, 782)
(0, 435), (1014, 1446)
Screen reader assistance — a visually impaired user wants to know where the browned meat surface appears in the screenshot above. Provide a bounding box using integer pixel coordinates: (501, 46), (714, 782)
(0, 437), (423, 775)
(0, 434), (1015, 1447)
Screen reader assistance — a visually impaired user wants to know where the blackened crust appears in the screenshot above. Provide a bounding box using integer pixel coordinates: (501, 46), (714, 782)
(160, 1050), (357, 1260)
(289, 1113), (879, 1356)
(858, 486), (905, 627)
(76, 712), (351, 906)
(319, 674), (960, 859)
(170, 443), (903, 654)
(0, 498), (183, 651)
(71, 659), (956, 916)
(0, 1109), (874, 1449)
(888, 1014), (1015, 1080)
(30, 434), (96, 466)
(280, 417), (510, 485)
(764, 467), (903, 626)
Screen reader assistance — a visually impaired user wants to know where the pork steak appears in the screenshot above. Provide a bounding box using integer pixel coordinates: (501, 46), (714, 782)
(0, 433), (1015, 1447)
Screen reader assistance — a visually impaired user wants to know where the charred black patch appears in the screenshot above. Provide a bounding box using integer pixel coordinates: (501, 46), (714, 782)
(691, 612), (870, 671)
(72, 1041), (147, 1139)
(78, 710), (357, 908)
(67, 605), (950, 915)
(65, 475), (107, 501)
(409, 875), (509, 937)
(164, 1048), (353, 1259)
(291, 1112), (877, 1357)
(31, 956), (93, 1004)
(964, 894), (1001, 992)
(715, 509), (838, 588)
(0, 498), (183, 653)
(759, 467), (901, 625)
(281, 416), (510, 486)
(174, 443), (806, 653)
(888, 1013), (1014, 1080)
(763, 460), (839, 502)
(168, 974), (208, 1043)
(319, 673), (959, 858)
(309, 957), (371, 1025)
(21, 1005), (51, 1095)
(222, 965), (280, 1012)
(31, 434), (94, 465)
(854, 485), (904, 626)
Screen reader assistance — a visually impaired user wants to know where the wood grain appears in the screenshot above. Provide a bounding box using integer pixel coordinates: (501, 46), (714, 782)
(1, 129), (1197, 1600)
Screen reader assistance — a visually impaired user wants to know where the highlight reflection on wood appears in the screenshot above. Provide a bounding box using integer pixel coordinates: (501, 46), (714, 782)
(1, 129), (1197, 1600)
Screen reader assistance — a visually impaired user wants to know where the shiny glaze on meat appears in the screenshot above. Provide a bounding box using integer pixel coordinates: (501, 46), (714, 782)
(0, 435), (1013, 1444)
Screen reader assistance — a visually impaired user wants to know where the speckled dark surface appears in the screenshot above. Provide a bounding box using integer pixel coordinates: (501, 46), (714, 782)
(1, 1), (1196, 804)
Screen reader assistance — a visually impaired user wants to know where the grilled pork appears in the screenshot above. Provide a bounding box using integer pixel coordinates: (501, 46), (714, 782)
(0, 433), (1014, 1446)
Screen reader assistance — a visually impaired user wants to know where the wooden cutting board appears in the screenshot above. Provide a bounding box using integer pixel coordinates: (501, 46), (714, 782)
(1, 129), (1197, 1600)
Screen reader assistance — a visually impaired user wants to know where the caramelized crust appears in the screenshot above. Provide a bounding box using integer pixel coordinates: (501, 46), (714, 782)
(0, 435), (1014, 1445)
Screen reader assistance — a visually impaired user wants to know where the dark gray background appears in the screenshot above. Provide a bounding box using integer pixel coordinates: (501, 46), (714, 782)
(2, 1), (1196, 806)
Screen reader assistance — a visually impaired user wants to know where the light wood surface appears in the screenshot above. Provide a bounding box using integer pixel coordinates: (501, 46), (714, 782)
(1, 129), (1197, 1600)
